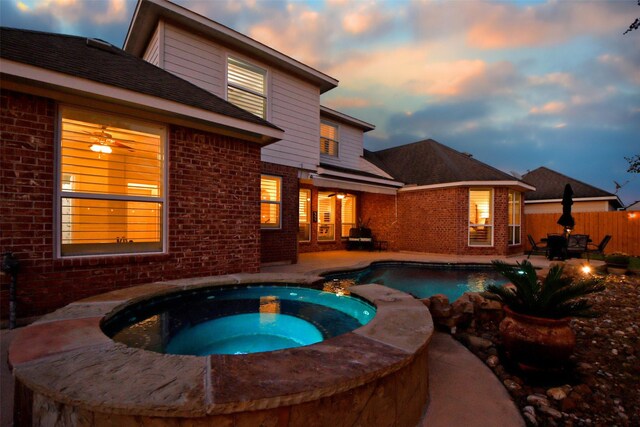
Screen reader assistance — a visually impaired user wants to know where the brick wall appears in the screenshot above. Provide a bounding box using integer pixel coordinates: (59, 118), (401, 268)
(1, 90), (262, 320)
(362, 187), (525, 256)
(260, 162), (298, 264)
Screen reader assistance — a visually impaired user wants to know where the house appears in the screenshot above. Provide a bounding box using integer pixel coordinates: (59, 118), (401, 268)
(0, 26), (284, 318)
(362, 140), (534, 255)
(123, 0), (403, 263)
(522, 167), (623, 214)
(1, 0), (534, 319)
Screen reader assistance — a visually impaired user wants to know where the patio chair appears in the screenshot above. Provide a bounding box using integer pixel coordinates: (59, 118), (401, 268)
(567, 234), (589, 259)
(585, 235), (612, 260)
(526, 235), (548, 259)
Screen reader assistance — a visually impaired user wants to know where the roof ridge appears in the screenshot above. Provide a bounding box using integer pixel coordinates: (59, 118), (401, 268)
(526, 166), (615, 196)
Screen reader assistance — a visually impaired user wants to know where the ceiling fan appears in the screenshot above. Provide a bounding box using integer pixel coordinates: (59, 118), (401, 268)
(327, 192), (350, 199)
(85, 127), (135, 153)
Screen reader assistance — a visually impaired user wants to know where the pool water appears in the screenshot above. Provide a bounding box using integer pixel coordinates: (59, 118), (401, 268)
(324, 263), (508, 301)
(103, 285), (375, 356)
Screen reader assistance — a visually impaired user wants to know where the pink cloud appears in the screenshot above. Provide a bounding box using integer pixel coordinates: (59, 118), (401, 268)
(530, 101), (566, 115)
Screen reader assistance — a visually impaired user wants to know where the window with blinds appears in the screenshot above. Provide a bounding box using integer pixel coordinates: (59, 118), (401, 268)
(261, 175), (281, 229)
(320, 121), (339, 157)
(508, 190), (522, 245)
(298, 189), (311, 242)
(59, 106), (165, 257)
(469, 189), (493, 246)
(227, 57), (267, 119)
(317, 192), (335, 241)
(341, 195), (356, 238)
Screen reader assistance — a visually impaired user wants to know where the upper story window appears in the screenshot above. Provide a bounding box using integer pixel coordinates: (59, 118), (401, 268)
(508, 190), (522, 245)
(59, 106), (166, 257)
(469, 189), (493, 246)
(227, 57), (267, 119)
(261, 175), (281, 229)
(320, 120), (339, 157)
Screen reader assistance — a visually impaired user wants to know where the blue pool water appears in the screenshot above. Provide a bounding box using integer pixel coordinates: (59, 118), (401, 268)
(324, 263), (508, 301)
(103, 284), (375, 355)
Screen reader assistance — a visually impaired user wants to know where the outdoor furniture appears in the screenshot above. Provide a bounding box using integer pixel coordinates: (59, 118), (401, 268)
(526, 235), (548, 259)
(374, 240), (389, 251)
(547, 235), (568, 260)
(347, 227), (373, 251)
(585, 235), (612, 259)
(567, 234), (590, 258)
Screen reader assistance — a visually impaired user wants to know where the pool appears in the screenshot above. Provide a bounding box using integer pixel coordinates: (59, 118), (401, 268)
(102, 284), (376, 355)
(324, 262), (508, 301)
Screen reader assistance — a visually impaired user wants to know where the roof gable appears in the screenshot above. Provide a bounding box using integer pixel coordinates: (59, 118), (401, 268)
(522, 167), (619, 204)
(0, 27), (281, 135)
(365, 139), (520, 186)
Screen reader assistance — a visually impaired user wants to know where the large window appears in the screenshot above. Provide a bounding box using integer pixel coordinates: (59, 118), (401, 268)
(469, 189), (493, 246)
(59, 106), (165, 257)
(298, 189), (311, 242)
(508, 190), (522, 245)
(320, 120), (339, 157)
(261, 175), (281, 229)
(341, 195), (356, 238)
(317, 192), (335, 241)
(227, 57), (267, 119)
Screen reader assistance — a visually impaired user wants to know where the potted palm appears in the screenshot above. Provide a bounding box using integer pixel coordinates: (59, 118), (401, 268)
(604, 253), (630, 275)
(484, 260), (604, 371)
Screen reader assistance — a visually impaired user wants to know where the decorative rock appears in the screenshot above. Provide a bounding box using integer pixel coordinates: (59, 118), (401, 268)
(547, 387), (568, 401)
(486, 355), (499, 368)
(538, 405), (563, 419)
(527, 394), (551, 408)
(466, 335), (493, 351)
(503, 379), (521, 391)
(561, 397), (578, 412)
(522, 407), (538, 426)
(429, 294), (452, 318)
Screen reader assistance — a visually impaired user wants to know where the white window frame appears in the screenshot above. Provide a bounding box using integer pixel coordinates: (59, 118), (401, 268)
(320, 120), (339, 158)
(226, 55), (268, 119)
(260, 175), (282, 230)
(508, 190), (522, 246)
(340, 195), (357, 238)
(468, 188), (494, 247)
(54, 105), (167, 258)
(317, 191), (336, 242)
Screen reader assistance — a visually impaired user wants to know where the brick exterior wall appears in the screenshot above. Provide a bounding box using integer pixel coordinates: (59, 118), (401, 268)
(260, 162), (298, 264)
(1, 90), (262, 320)
(361, 187), (525, 256)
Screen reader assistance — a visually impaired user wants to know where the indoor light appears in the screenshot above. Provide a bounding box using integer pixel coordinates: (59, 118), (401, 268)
(90, 144), (112, 154)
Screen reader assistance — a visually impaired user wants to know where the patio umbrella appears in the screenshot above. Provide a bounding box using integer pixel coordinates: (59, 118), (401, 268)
(557, 183), (575, 230)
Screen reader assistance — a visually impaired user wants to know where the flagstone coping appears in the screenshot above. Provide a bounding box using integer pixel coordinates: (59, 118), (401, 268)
(9, 276), (433, 418)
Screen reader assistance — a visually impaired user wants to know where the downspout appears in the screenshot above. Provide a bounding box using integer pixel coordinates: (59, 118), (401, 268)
(2, 252), (20, 329)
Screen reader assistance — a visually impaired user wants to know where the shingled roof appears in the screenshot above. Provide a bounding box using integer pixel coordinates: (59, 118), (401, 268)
(522, 167), (621, 206)
(364, 139), (523, 186)
(0, 27), (281, 132)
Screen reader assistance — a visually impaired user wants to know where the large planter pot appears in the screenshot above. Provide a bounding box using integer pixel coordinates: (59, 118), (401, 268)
(499, 306), (576, 371)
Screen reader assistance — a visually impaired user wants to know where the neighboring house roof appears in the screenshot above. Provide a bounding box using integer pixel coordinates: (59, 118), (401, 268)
(320, 106), (375, 132)
(522, 167), (623, 208)
(124, 0), (338, 94)
(365, 139), (533, 190)
(0, 27), (283, 144)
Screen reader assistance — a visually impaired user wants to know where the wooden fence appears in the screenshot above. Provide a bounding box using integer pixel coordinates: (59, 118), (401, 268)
(525, 211), (640, 256)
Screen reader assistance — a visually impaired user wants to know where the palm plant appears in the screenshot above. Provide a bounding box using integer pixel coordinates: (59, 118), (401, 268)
(484, 260), (605, 319)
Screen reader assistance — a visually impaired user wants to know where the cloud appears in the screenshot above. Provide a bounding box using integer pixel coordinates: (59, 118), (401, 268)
(530, 101), (566, 115)
(323, 97), (373, 109)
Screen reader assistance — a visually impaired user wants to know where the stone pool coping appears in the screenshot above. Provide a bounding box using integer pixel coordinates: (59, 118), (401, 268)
(9, 273), (433, 417)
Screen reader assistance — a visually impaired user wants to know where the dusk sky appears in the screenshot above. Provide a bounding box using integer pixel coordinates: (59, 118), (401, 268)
(2, 0), (639, 205)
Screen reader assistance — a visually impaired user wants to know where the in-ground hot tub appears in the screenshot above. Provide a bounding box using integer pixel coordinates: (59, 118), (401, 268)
(9, 274), (433, 426)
